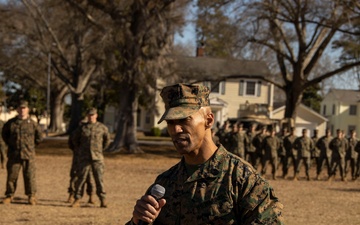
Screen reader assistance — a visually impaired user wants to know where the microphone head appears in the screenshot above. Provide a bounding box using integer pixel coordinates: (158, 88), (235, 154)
(150, 184), (165, 200)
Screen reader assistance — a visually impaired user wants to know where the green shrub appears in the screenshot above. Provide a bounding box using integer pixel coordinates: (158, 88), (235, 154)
(150, 127), (161, 137)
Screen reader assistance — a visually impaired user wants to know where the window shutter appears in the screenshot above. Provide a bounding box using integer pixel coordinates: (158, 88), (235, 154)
(257, 81), (262, 97)
(239, 80), (244, 96)
(221, 82), (225, 95)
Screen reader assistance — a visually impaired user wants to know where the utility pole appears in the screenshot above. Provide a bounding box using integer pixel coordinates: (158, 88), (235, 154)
(46, 51), (51, 137)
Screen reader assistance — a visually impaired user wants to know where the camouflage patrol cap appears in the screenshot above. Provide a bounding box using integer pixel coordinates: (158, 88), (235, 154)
(18, 100), (29, 108)
(87, 107), (97, 115)
(157, 83), (210, 124)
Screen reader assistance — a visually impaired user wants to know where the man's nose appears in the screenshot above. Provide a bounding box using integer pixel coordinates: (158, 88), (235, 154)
(173, 124), (183, 133)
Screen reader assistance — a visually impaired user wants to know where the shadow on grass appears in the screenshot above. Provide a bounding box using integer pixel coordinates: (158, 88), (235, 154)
(37, 138), (181, 159)
(328, 187), (360, 192)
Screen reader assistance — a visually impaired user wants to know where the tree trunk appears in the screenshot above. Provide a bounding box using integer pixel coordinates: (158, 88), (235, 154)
(67, 92), (84, 134)
(107, 85), (142, 153)
(49, 86), (68, 133)
(283, 82), (304, 129)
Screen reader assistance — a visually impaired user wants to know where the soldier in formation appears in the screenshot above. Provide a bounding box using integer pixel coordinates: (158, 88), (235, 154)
(1, 100), (43, 205)
(227, 123), (246, 159)
(70, 107), (110, 208)
(345, 130), (358, 180)
(68, 124), (96, 204)
(261, 127), (280, 179)
(293, 129), (314, 181)
(282, 127), (297, 179)
(315, 128), (333, 180)
(328, 129), (348, 181)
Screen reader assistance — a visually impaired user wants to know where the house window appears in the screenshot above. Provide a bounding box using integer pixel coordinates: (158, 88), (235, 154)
(322, 105), (326, 115)
(203, 81), (225, 94)
(332, 104), (336, 115)
(349, 105), (357, 116)
(145, 110), (151, 124)
(239, 80), (261, 97)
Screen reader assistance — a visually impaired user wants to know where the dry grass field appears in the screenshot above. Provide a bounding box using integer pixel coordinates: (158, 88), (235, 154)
(0, 138), (359, 225)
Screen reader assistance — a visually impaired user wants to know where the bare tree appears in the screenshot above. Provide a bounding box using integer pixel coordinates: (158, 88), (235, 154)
(243, 0), (360, 121)
(19, 0), (108, 133)
(0, 2), (68, 132)
(67, 0), (189, 153)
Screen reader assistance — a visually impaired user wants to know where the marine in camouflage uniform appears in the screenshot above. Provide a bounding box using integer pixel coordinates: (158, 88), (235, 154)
(245, 123), (257, 166)
(67, 127), (95, 204)
(215, 120), (231, 150)
(315, 128), (333, 180)
(345, 130), (358, 180)
(328, 129), (347, 181)
(261, 128), (281, 179)
(127, 83), (284, 224)
(276, 127), (288, 176)
(1, 100), (43, 205)
(227, 123), (246, 159)
(293, 129), (314, 181)
(283, 127), (297, 179)
(311, 129), (320, 167)
(252, 126), (267, 170)
(71, 108), (110, 208)
(0, 118), (7, 169)
(355, 141), (360, 180)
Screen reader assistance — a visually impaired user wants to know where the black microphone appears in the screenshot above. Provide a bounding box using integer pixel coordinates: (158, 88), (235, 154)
(138, 184), (166, 225)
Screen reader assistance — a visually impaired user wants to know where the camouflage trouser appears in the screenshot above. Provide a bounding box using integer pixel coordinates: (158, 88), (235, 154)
(74, 160), (105, 200)
(330, 157), (345, 178)
(295, 156), (311, 177)
(316, 155), (331, 177)
(246, 152), (262, 170)
(68, 157), (94, 196)
(261, 156), (278, 176)
(6, 157), (36, 197)
(282, 154), (296, 177)
(345, 157), (358, 179)
(0, 144), (6, 167)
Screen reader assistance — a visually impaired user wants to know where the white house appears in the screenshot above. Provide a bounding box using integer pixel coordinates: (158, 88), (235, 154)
(271, 103), (328, 137)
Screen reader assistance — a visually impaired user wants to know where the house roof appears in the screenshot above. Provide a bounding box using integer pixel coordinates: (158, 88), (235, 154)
(272, 103), (328, 122)
(327, 88), (360, 102)
(170, 55), (270, 81)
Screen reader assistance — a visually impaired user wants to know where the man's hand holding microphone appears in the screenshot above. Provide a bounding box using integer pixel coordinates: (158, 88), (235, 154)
(132, 184), (166, 225)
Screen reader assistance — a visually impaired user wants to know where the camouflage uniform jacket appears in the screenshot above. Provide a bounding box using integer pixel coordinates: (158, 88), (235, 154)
(253, 133), (266, 155)
(330, 137), (347, 159)
(346, 137), (358, 159)
(245, 131), (257, 153)
(311, 136), (320, 158)
(293, 136), (314, 158)
(71, 122), (110, 161)
(283, 134), (297, 157)
(128, 146), (284, 225)
(277, 134), (286, 157)
(228, 132), (246, 157)
(2, 117), (43, 160)
(263, 136), (281, 159)
(316, 136), (333, 158)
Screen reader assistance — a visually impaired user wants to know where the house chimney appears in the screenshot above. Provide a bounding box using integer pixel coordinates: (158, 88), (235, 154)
(196, 41), (205, 57)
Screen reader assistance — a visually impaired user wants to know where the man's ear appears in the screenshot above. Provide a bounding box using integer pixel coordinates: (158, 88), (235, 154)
(205, 113), (214, 129)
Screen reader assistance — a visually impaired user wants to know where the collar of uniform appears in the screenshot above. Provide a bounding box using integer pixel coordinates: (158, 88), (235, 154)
(175, 145), (226, 183)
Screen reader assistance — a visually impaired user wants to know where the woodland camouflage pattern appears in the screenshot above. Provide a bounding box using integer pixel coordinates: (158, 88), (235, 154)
(71, 121), (110, 200)
(0, 120), (7, 167)
(158, 83), (210, 124)
(2, 117), (43, 197)
(127, 146), (284, 224)
(2, 117), (43, 160)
